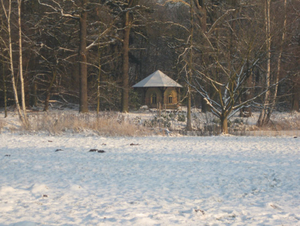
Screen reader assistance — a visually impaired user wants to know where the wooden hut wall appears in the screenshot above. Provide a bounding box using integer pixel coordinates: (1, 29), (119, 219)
(145, 88), (162, 108)
(163, 88), (178, 109)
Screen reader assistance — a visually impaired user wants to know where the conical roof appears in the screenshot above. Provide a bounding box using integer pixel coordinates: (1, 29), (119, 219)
(132, 70), (182, 88)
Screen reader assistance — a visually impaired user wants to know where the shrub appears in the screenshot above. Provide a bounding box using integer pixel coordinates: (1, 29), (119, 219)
(177, 114), (186, 122)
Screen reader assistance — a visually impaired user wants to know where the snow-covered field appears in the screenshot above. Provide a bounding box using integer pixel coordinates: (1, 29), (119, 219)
(1, 134), (299, 225)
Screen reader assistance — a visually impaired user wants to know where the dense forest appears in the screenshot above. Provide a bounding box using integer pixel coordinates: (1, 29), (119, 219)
(0, 0), (299, 132)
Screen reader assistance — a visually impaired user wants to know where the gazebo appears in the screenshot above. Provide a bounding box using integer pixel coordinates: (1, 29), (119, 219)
(132, 70), (183, 109)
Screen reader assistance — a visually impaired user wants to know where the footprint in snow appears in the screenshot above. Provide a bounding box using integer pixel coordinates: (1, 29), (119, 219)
(130, 143), (140, 146)
(89, 149), (98, 152)
(89, 149), (105, 153)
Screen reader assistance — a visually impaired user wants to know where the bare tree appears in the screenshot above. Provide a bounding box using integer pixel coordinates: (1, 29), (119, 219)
(17, 0), (28, 122)
(121, 1), (132, 113)
(38, 0), (126, 112)
(266, 0), (287, 120)
(257, 0), (271, 126)
(257, 0), (289, 126)
(186, 0), (194, 131)
(1, 0), (28, 126)
(78, 0), (88, 112)
(38, 0), (90, 113)
(121, 0), (140, 112)
(189, 1), (267, 133)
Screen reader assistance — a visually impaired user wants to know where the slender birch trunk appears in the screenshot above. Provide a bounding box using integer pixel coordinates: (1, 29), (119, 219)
(18, 0), (28, 124)
(266, 0), (287, 122)
(2, 0), (26, 125)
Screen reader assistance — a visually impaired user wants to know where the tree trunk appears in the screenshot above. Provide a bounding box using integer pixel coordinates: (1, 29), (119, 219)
(195, 0), (207, 113)
(257, 0), (271, 127)
(240, 62), (253, 117)
(201, 96), (207, 113)
(121, 0), (139, 112)
(18, 0), (28, 124)
(265, 0), (287, 122)
(186, 0), (193, 131)
(43, 68), (57, 111)
(291, 79), (299, 111)
(220, 114), (228, 134)
(3, 0), (26, 125)
(32, 81), (37, 107)
(121, 10), (130, 113)
(3, 76), (7, 118)
(97, 45), (101, 114)
(186, 90), (192, 130)
(79, 0), (88, 113)
(2, 53), (7, 118)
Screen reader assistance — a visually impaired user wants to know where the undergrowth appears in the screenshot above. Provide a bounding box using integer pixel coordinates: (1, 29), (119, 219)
(247, 112), (300, 131)
(0, 118), (6, 133)
(25, 112), (152, 136)
(2, 109), (300, 136)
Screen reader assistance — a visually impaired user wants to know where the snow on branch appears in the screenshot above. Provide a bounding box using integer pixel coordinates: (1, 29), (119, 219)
(38, 0), (80, 19)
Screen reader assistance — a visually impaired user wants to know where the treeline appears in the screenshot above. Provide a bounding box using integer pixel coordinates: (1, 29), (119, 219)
(0, 0), (299, 132)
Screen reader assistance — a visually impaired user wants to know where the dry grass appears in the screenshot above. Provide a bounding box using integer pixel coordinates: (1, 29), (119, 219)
(248, 113), (300, 132)
(0, 118), (6, 133)
(4, 109), (299, 136)
(231, 112), (300, 136)
(26, 112), (152, 136)
(270, 118), (300, 131)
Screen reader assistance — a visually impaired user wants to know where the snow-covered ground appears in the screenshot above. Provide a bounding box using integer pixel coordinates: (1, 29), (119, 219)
(1, 134), (299, 225)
